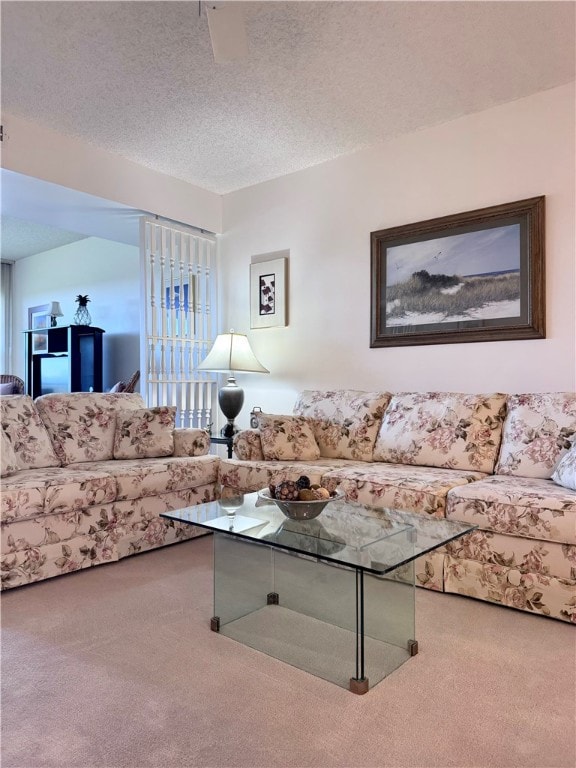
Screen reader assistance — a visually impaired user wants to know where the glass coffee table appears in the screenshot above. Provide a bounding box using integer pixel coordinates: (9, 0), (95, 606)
(161, 491), (476, 694)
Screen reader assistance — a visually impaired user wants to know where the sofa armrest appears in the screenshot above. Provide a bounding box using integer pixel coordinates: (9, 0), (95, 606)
(233, 429), (264, 460)
(173, 428), (210, 457)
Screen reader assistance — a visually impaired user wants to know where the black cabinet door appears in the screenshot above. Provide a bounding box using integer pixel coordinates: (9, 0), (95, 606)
(24, 326), (105, 398)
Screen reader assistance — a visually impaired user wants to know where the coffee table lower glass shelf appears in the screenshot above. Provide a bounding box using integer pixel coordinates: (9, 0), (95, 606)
(161, 492), (476, 694)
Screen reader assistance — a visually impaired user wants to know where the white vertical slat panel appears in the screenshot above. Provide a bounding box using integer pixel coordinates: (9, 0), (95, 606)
(196, 237), (205, 428)
(203, 238), (214, 425)
(190, 235), (201, 428)
(159, 228), (167, 407)
(149, 223), (157, 407)
(140, 217), (218, 429)
(178, 231), (187, 428)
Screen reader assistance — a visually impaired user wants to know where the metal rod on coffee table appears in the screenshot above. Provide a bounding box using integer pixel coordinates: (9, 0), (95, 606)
(350, 568), (369, 694)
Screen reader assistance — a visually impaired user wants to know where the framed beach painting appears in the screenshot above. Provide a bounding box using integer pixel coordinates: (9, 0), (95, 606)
(250, 257), (287, 329)
(370, 197), (545, 347)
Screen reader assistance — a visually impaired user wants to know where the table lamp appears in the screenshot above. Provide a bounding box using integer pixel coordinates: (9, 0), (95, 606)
(49, 302), (64, 327)
(197, 331), (269, 437)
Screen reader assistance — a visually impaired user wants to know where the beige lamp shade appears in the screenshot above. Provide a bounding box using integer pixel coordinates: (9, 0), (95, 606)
(197, 332), (269, 374)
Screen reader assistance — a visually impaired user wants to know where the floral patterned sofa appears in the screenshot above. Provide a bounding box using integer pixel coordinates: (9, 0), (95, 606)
(0, 392), (219, 589)
(220, 390), (576, 623)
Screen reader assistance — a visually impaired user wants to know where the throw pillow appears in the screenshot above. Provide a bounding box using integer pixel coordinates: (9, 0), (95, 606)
(551, 441), (576, 491)
(113, 406), (176, 459)
(0, 394), (61, 469)
(293, 390), (392, 461)
(373, 392), (507, 473)
(257, 414), (321, 461)
(0, 382), (15, 395)
(1, 429), (20, 477)
(36, 392), (145, 464)
(495, 393), (576, 478)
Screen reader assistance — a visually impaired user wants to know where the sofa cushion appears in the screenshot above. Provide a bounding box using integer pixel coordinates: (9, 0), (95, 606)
(73, 455), (220, 501)
(551, 441), (576, 491)
(257, 414), (320, 461)
(446, 475), (576, 545)
(293, 389), (391, 461)
(0, 383), (15, 395)
(0, 467), (117, 523)
(1, 430), (19, 477)
(320, 464), (487, 518)
(219, 457), (365, 494)
(113, 406), (176, 459)
(373, 392), (507, 473)
(0, 395), (60, 470)
(35, 392), (145, 465)
(1, 473), (45, 524)
(1, 503), (122, 552)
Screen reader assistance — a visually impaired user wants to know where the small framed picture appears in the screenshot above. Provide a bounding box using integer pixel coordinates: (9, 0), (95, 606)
(250, 258), (287, 329)
(28, 305), (50, 354)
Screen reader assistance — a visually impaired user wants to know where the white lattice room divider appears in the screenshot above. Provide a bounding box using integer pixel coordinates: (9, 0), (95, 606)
(140, 217), (218, 429)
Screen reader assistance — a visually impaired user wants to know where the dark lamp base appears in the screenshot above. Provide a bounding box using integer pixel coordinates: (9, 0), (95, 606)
(218, 377), (244, 440)
(221, 422), (240, 438)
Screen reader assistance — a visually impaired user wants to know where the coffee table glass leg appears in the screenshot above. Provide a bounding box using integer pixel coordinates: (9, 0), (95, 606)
(212, 533), (273, 630)
(350, 567), (369, 694)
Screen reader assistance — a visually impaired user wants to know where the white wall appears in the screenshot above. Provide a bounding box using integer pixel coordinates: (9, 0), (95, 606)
(221, 83), (576, 424)
(2, 113), (222, 234)
(14, 237), (140, 390)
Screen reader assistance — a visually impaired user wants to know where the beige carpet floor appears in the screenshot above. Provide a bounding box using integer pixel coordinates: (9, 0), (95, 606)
(1, 535), (575, 768)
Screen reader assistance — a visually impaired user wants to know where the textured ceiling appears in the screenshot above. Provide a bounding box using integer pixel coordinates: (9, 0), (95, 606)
(1, 215), (88, 261)
(1, 1), (575, 194)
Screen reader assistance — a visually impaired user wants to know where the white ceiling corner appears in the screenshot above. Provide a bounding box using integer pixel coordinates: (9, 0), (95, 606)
(1, 1), (574, 259)
(1, 1), (574, 196)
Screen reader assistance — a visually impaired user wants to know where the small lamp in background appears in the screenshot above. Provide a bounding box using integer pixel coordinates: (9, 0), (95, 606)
(197, 330), (269, 437)
(49, 302), (64, 327)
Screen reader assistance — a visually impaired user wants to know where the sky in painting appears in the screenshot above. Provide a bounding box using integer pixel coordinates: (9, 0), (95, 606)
(386, 223), (520, 286)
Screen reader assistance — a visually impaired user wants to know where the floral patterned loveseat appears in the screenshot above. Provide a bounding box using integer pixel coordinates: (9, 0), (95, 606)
(0, 392), (219, 589)
(220, 390), (576, 623)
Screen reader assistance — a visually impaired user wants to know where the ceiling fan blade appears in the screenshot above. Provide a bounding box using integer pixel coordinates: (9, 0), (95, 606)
(207, 5), (248, 63)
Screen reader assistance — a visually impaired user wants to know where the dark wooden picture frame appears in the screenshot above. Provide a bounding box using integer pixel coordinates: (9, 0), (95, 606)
(370, 196), (545, 347)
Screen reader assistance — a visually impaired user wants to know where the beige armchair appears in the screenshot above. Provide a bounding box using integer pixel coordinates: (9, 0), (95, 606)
(0, 375), (25, 395)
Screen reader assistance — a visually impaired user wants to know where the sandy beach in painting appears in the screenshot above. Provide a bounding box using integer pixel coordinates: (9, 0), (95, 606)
(386, 298), (520, 326)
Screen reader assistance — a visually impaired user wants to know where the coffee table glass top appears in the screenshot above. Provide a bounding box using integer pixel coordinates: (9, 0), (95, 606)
(161, 491), (476, 575)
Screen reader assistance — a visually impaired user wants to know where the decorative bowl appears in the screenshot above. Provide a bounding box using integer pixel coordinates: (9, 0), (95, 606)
(257, 488), (344, 520)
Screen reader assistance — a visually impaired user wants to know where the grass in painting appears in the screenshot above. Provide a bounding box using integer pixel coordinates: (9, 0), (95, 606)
(386, 270), (520, 320)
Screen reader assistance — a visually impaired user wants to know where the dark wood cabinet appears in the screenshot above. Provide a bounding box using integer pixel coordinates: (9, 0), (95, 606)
(24, 326), (105, 398)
